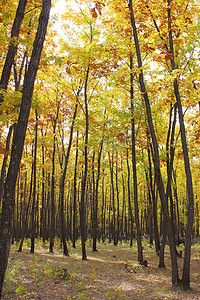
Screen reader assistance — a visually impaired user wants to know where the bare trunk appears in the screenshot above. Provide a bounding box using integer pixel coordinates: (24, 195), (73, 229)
(128, 0), (179, 285)
(130, 55), (143, 263)
(167, 0), (194, 287)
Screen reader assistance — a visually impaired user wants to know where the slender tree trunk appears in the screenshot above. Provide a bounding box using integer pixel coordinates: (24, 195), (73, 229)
(41, 128), (45, 241)
(128, 0), (179, 285)
(115, 152), (120, 246)
(18, 168), (32, 252)
(108, 152), (117, 245)
(159, 222), (166, 268)
(30, 110), (38, 253)
(92, 141), (103, 251)
(101, 168), (106, 243)
(126, 146), (134, 247)
(144, 167), (153, 246)
(147, 138), (160, 254)
(121, 159), (126, 242)
(167, 0), (194, 287)
(80, 68), (90, 260)
(59, 100), (78, 255)
(196, 202), (199, 237)
(173, 169), (180, 243)
(49, 122), (56, 253)
(130, 55), (143, 263)
(72, 131), (79, 248)
(108, 187), (112, 243)
(49, 98), (60, 252)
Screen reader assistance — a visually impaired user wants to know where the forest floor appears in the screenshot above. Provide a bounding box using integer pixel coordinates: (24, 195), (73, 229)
(2, 238), (200, 300)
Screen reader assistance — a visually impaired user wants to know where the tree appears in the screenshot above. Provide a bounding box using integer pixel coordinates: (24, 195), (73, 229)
(0, 0), (51, 296)
(128, 0), (180, 286)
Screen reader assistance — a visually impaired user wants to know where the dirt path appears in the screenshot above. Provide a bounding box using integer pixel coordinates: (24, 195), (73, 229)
(2, 240), (200, 299)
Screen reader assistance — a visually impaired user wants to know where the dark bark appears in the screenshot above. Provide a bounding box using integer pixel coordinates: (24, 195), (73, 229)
(121, 160), (126, 242)
(40, 128), (45, 240)
(158, 223), (167, 268)
(115, 153), (120, 246)
(195, 202), (199, 237)
(101, 168), (106, 243)
(13, 51), (28, 92)
(144, 165), (153, 245)
(108, 187), (112, 243)
(0, 1), (51, 296)
(49, 100), (60, 253)
(72, 131), (79, 248)
(166, 104), (178, 246)
(128, 0), (179, 285)
(167, 0), (194, 287)
(18, 168), (32, 252)
(80, 67), (90, 260)
(130, 55), (143, 263)
(0, 0), (27, 103)
(108, 152), (117, 245)
(173, 170), (180, 243)
(0, 125), (14, 205)
(30, 110), (38, 253)
(147, 133), (160, 254)
(126, 146), (134, 247)
(59, 100), (78, 256)
(92, 141), (103, 251)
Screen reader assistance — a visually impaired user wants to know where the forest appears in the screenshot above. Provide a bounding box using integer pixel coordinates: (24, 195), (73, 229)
(0, 0), (200, 298)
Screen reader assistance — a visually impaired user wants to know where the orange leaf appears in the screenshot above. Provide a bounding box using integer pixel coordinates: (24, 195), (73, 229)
(90, 8), (98, 18)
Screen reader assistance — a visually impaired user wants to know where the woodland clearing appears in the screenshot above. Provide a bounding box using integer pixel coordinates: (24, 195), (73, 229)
(2, 239), (200, 300)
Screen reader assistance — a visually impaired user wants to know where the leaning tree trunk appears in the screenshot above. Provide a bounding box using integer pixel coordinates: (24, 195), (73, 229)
(0, 125), (13, 204)
(0, 1), (51, 297)
(128, 0), (179, 286)
(0, 0), (27, 103)
(59, 100), (78, 256)
(167, 0), (194, 287)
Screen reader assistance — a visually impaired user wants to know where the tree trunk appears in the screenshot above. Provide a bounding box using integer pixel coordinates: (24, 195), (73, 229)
(101, 168), (106, 243)
(130, 54), (143, 263)
(126, 146), (134, 247)
(40, 128), (46, 241)
(147, 138), (160, 254)
(0, 125), (14, 204)
(0, 1), (51, 296)
(115, 152), (120, 246)
(80, 67), (90, 260)
(72, 131), (79, 248)
(59, 100), (78, 255)
(49, 98), (60, 253)
(108, 152), (117, 245)
(128, 0), (179, 285)
(92, 141), (103, 251)
(167, 0), (194, 287)
(0, 0), (27, 103)
(30, 110), (38, 253)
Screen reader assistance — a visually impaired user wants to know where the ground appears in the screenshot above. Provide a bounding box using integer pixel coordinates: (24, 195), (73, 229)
(2, 239), (200, 299)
